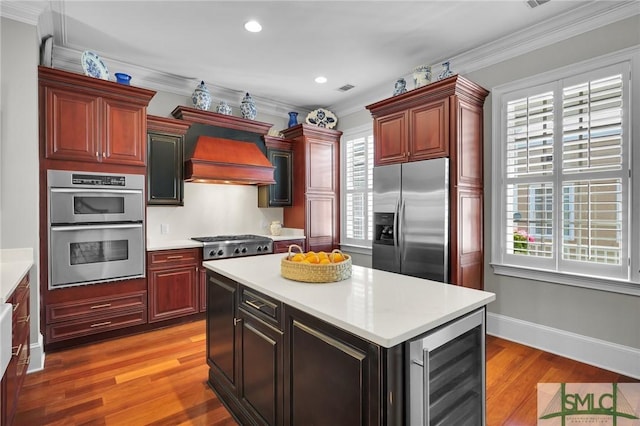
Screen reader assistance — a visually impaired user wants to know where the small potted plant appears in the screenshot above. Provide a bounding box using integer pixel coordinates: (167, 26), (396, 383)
(514, 229), (535, 254)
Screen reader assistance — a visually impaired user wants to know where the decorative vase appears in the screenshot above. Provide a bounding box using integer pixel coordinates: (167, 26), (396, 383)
(114, 73), (131, 85)
(412, 65), (431, 89)
(393, 78), (407, 96)
(270, 221), (282, 236)
(192, 81), (212, 110)
(216, 100), (232, 115)
(438, 61), (454, 81)
(287, 112), (298, 128)
(240, 92), (257, 120)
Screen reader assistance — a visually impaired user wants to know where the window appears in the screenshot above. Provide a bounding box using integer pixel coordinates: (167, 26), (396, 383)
(492, 48), (639, 294)
(341, 126), (374, 248)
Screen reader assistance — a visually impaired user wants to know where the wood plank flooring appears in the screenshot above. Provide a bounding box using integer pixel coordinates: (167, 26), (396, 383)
(14, 321), (637, 426)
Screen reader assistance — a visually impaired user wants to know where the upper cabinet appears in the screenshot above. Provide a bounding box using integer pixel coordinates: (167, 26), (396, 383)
(258, 135), (293, 207)
(146, 115), (190, 206)
(281, 124), (342, 253)
(367, 75), (489, 289)
(38, 67), (155, 169)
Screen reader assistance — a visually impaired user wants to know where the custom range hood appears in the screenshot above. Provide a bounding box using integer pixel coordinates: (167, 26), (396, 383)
(185, 136), (275, 185)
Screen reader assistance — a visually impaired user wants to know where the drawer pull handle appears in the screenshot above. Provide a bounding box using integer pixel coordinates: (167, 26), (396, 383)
(166, 255), (184, 259)
(12, 343), (22, 357)
(90, 303), (112, 309)
(19, 355), (30, 367)
(245, 300), (267, 310)
(12, 303), (19, 313)
(233, 317), (242, 326)
(91, 321), (112, 328)
(19, 314), (30, 324)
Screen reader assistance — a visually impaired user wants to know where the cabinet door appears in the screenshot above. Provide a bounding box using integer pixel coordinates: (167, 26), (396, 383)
(374, 111), (408, 166)
(450, 187), (483, 289)
(44, 86), (100, 162)
(409, 98), (449, 161)
(306, 195), (338, 253)
(239, 309), (284, 426)
(259, 148), (293, 207)
(306, 138), (338, 193)
(102, 98), (146, 166)
(148, 265), (198, 322)
(284, 307), (381, 426)
(147, 131), (184, 205)
(206, 272), (240, 393)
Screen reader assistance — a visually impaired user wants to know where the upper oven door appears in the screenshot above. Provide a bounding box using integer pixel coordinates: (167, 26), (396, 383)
(49, 187), (144, 224)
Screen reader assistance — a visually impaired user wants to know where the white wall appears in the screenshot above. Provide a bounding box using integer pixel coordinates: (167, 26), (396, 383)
(0, 17), (42, 364)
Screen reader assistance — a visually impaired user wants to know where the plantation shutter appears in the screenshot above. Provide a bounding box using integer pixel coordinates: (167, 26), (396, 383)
(345, 135), (374, 244)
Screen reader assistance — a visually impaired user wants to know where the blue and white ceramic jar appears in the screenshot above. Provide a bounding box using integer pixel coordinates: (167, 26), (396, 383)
(192, 81), (212, 110)
(287, 112), (299, 128)
(240, 92), (257, 120)
(413, 65), (431, 88)
(438, 62), (454, 81)
(393, 78), (407, 96)
(216, 100), (232, 115)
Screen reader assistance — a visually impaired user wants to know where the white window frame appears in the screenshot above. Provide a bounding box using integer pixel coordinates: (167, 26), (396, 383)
(340, 123), (374, 253)
(491, 46), (640, 296)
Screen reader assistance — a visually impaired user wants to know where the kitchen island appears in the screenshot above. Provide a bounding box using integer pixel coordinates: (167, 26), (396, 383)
(203, 254), (495, 425)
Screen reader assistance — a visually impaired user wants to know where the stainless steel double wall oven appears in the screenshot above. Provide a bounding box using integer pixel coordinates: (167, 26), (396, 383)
(47, 170), (145, 289)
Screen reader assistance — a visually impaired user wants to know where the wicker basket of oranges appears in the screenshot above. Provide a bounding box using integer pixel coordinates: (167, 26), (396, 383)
(281, 244), (352, 283)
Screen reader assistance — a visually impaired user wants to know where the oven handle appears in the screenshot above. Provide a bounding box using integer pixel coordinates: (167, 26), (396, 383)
(50, 188), (142, 195)
(50, 223), (143, 232)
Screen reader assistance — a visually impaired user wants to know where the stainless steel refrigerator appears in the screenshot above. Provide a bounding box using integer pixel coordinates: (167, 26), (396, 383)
(372, 158), (449, 282)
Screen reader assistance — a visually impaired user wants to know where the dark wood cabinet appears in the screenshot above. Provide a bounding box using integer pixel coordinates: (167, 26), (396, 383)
(367, 75), (488, 289)
(147, 116), (190, 206)
(205, 271), (401, 426)
(147, 248), (200, 322)
(281, 124), (342, 253)
(284, 306), (381, 426)
(38, 66), (155, 169)
(2, 272), (31, 426)
(259, 136), (293, 207)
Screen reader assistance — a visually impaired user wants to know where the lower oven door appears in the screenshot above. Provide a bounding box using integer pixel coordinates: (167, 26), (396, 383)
(49, 223), (144, 289)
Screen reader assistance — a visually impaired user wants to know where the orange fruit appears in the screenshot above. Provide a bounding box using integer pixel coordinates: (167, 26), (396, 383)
(307, 254), (320, 264)
(330, 252), (345, 263)
(319, 258), (331, 265)
(291, 254), (304, 262)
(304, 251), (316, 258)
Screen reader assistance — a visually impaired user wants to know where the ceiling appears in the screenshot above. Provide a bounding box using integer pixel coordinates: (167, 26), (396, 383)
(21, 1), (638, 116)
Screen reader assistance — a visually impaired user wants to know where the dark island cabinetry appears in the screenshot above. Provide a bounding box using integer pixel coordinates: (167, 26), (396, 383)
(205, 270), (403, 426)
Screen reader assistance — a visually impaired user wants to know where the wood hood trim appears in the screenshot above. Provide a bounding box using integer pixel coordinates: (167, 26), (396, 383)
(185, 136), (275, 185)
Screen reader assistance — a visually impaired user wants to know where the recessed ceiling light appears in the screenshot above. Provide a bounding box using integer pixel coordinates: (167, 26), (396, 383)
(244, 20), (262, 33)
(315, 76), (327, 84)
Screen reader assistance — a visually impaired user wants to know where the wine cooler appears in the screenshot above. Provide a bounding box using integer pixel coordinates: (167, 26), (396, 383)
(407, 308), (486, 425)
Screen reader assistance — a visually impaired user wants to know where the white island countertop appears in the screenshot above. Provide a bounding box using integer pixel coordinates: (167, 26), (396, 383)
(204, 254), (495, 348)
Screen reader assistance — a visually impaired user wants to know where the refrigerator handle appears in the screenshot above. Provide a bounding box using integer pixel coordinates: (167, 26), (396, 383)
(394, 198), (400, 248)
(398, 199), (406, 252)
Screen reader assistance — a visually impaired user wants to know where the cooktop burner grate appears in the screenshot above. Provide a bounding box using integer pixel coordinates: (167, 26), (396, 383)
(191, 234), (273, 260)
(191, 234), (269, 243)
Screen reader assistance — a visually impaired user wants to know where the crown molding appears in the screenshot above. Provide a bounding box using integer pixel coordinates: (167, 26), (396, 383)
(330, 0), (640, 118)
(50, 45), (309, 120)
(0, 1), (47, 25)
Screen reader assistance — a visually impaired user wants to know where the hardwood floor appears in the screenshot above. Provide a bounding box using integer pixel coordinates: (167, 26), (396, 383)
(14, 321), (637, 426)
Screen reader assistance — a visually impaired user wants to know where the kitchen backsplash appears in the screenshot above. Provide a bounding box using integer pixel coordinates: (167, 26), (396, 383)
(147, 182), (285, 242)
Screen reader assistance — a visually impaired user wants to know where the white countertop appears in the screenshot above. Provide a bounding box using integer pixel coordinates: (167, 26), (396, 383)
(0, 248), (33, 303)
(203, 254), (495, 348)
(147, 234), (306, 251)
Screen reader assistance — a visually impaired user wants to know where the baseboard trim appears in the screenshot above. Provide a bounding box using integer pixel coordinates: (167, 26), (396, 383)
(27, 332), (45, 374)
(486, 313), (640, 380)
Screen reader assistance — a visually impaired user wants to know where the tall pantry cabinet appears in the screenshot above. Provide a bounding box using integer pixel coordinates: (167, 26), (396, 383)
(281, 124), (342, 253)
(367, 75), (489, 290)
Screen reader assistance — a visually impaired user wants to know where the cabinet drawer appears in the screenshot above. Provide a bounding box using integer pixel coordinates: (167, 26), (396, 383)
(12, 275), (30, 306)
(273, 239), (305, 254)
(46, 309), (147, 342)
(240, 286), (282, 329)
(148, 248), (199, 266)
(46, 291), (147, 323)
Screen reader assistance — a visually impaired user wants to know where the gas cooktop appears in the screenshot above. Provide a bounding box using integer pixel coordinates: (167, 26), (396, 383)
(192, 234), (273, 260)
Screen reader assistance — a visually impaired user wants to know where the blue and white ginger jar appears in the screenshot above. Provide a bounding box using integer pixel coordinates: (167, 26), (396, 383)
(240, 92), (257, 120)
(216, 100), (232, 115)
(438, 62), (454, 81)
(192, 81), (212, 110)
